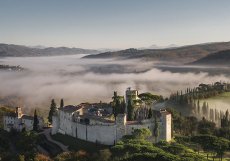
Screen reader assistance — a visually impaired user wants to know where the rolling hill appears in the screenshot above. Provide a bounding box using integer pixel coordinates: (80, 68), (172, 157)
(0, 44), (99, 57)
(83, 42), (230, 64)
(191, 50), (230, 66)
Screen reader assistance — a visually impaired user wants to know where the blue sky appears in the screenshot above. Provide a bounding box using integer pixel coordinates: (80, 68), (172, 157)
(1, 0), (230, 49)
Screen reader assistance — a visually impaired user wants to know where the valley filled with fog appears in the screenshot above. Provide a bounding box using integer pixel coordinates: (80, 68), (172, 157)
(0, 55), (229, 109)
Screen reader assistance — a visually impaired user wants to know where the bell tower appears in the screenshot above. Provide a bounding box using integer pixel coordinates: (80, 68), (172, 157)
(16, 107), (22, 118)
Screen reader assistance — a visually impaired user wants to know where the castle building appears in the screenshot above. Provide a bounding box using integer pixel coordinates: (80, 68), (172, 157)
(125, 87), (141, 111)
(3, 107), (44, 132)
(125, 87), (140, 105)
(52, 104), (172, 145)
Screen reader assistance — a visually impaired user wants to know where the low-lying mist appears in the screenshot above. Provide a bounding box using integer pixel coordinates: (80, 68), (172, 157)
(0, 55), (230, 110)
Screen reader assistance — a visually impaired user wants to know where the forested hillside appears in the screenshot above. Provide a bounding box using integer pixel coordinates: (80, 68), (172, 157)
(83, 42), (230, 64)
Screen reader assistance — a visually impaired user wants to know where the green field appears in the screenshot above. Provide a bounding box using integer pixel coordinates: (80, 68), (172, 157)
(203, 92), (230, 102)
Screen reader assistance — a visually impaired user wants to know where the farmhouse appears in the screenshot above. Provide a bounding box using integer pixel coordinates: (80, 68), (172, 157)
(3, 107), (44, 132)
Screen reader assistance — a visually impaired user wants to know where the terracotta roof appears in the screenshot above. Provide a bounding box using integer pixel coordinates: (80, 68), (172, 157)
(60, 105), (83, 113)
(79, 114), (115, 124)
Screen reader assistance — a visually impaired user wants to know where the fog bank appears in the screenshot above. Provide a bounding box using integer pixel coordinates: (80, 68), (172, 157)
(0, 55), (229, 108)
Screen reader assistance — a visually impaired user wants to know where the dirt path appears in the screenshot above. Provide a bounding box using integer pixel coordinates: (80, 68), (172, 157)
(40, 128), (69, 152)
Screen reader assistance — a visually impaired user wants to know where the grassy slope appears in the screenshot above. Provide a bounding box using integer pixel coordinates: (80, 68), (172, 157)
(38, 134), (62, 157)
(51, 133), (110, 153)
(191, 50), (230, 66)
(202, 92), (230, 102)
(199, 92), (230, 112)
(164, 92), (230, 116)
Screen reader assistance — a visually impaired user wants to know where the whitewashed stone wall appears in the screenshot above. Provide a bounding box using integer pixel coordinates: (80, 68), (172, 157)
(87, 125), (116, 145)
(52, 110), (172, 145)
(21, 118), (33, 131)
(3, 116), (16, 131)
(125, 120), (154, 135)
(4, 115), (44, 132)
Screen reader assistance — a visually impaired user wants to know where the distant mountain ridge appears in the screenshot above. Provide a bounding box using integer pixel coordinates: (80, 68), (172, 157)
(190, 50), (230, 66)
(139, 44), (178, 49)
(83, 41), (230, 64)
(0, 44), (99, 57)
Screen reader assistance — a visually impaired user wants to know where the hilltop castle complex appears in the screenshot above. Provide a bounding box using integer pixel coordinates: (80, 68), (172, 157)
(2, 88), (172, 145)
(52, 88), (172, 145)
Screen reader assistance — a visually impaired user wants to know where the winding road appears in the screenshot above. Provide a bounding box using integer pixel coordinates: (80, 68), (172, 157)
(39, 128), (69, 152)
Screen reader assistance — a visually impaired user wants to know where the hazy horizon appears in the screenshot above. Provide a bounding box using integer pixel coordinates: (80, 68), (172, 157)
(1, 41), (230, 51)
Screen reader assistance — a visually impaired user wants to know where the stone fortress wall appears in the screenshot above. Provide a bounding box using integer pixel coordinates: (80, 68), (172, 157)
(52, 88), (171, 145)
(52, 109), (171, 145)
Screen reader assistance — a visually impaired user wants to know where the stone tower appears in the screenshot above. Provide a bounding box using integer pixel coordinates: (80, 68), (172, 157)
(125, 87), (139, 112)
(15, 107), (22, 118)
(159, 109), (172, 142)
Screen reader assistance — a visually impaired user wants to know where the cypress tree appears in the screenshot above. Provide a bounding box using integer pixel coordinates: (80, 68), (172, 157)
(33, 109), (39, 131)
(179, 91), (183, 105)
(176, 91), (179, 102)
(60, 98), (64, 108)
(202, 102), (206, 116)
(127, 100), (134, 121)
(193, 99), (197, 114)
(48, 99), (57, 124)
(197, 100), (200, 115)
(148, 108), (153, 119)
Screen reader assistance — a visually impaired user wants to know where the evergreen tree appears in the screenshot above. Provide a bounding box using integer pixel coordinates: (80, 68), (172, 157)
(60, 98), (64, 108)
(197, 100), (200, 115)
(215, 109), (219, 122)
(134, 111), (137, 120)
(193, 99), (197, 114)
(127, 100), (134, 121)
(226, 110), (229, 121)
(176, 91), (179, 102)
(179, 91), (183, 104)
(48, 99), (57, 124)
(148, 108), (153, 119)
(33, 109), (39, 131)
(221, 110), (229, 128)
(202, 102), (207, 116)
(112, 92), (125, 117)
